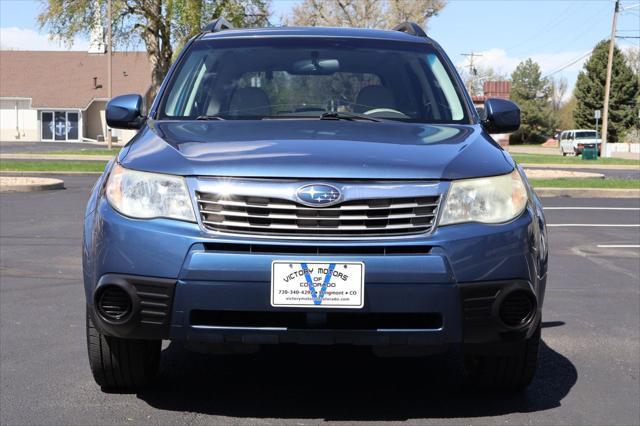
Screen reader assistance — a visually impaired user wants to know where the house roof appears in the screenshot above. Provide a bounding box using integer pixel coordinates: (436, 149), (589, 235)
(0, 51), (151, 109)
(472, 80), (511, 104)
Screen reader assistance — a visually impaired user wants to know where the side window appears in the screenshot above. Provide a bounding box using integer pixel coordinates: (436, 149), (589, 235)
(426, 54), (464, 121)
(164, 57), (206, 117)
(161, 48), (221, 118)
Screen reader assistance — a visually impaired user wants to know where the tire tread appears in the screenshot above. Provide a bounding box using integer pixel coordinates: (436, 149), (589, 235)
(86, 310), (160, 390)
(464, 322), (541, 391)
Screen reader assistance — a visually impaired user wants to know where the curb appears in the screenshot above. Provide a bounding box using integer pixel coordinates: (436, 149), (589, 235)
(0, 171), (102, 176)
(524, 169), (604, 179)
(1, 154), (113, 161)
(0, 140), (125, 147)
(534, 187), (640, 198)
(0, 177), (65, 193)
(521, 163), (639, 170)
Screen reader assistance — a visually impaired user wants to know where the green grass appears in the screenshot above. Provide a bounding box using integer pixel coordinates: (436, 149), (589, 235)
(511, 153), (640, 166)
(530, 178), (640, 189)
(511, 144), (552, 148)
(0, 161), (108, 172)
(18, 148), (120, 156)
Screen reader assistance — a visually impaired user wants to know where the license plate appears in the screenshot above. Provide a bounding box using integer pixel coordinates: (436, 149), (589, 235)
(271, 261), (364, 308)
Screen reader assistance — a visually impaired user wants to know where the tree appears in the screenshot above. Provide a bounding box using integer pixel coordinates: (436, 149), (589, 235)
(573, 40), (639, 143)
(509, 58), (556, 143)
(550, 76), (567, 111)
(39, 0), (271, 95)
(623, 48), (640, 143)
(624, 47), (640, 76)
(286, 0), (446, 29)
(558, 96), (576, 130)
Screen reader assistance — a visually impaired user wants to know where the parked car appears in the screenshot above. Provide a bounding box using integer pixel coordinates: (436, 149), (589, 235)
(559, 129), (602, 156)
(84, 20), (548, 392)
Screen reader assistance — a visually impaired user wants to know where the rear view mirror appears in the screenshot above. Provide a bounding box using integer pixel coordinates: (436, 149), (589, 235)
(482, 98), (520, 134)
(106, 94), (145, 129)
(289, 53), (340, 75)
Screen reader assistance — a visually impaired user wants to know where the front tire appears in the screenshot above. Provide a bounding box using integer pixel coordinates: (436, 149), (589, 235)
(464, 322), (540, 391)
(86, 310), (161, 390)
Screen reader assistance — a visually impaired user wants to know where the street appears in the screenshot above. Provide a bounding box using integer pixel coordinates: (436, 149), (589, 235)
(1, 175), (639, 425)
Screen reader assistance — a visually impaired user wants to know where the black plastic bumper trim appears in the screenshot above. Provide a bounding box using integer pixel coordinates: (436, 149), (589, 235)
(89, 274), (176, 339)
(458, 280), (539, 346)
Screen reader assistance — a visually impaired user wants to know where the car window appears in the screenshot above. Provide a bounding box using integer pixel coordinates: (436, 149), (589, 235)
(233, 71), (383, 115)
(575, 131), (597, 139)
(159, 38), (468, 124)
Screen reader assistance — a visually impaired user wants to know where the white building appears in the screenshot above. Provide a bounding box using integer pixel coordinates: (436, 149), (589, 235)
(0, 49), (151, 143)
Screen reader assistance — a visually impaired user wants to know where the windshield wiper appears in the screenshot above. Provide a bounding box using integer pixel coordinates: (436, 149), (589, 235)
(319, 111), (381, 122)
(195, 115), (226, 121)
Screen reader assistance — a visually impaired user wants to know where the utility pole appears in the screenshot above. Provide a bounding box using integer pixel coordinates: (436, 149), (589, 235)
(461, 52), (482, 96)
(601, 0), (620, 158)
(106, 0), (113, 150)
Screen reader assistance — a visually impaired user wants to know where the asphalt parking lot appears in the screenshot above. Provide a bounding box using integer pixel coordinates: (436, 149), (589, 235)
(1, 175), (639, 425)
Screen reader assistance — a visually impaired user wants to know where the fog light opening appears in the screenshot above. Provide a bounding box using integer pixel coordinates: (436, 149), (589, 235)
(499, 290), (535, 327)
(96, 285), (133, 322)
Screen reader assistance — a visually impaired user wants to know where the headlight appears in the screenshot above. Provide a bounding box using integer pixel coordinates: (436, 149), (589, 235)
(106, 164), (195, 222)
(440, 169), (528, 226)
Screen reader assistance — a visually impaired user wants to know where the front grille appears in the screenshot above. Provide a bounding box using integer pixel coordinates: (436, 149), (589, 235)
(196, 192), (440, 237)
(203, 242), (431, 255)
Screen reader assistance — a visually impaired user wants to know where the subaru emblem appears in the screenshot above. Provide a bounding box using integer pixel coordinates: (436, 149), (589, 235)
(296, 184), (341, 207)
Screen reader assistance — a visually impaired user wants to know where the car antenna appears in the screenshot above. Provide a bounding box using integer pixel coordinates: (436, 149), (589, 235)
(391, 22), (427, 38)
(203, 17), (234, 33)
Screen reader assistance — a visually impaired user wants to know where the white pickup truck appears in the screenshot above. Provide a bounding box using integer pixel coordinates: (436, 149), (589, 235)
(559, 129), (602, 156)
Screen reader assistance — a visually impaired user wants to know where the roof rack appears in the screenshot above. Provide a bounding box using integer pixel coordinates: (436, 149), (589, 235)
(203, 17), (234, 33)
(392, 22), (427, 38)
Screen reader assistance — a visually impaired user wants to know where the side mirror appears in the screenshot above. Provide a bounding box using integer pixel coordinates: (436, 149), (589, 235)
(482, 98), (520, 134)
(106, 94), (145, 129)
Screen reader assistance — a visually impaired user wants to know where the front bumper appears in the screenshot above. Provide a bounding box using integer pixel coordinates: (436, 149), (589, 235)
(84, 199), (545, 350)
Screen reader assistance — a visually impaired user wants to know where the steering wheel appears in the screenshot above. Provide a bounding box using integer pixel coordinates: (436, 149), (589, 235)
(363, 108), (410, 119)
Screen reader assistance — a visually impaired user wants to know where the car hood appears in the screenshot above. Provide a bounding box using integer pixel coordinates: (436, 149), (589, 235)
(120, 120), (514, 180)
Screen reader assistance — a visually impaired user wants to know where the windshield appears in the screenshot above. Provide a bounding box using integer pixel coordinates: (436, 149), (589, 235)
(575, 131), (598, 139)
(159, 38), (468, 123)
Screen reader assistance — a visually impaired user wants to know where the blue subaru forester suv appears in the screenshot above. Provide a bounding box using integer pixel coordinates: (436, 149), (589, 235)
(84, 20), (548, 391)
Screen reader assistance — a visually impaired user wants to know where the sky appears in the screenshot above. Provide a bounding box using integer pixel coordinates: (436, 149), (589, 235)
(1, 0), (638, 98)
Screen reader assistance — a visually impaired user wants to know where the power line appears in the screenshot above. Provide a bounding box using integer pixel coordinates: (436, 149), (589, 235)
(620, 2), (640, 11)
(542, 51), (593, 79)
(502, 1), (576, 53)
(540, 4), (635, 81)
(496, 2), (611, 58)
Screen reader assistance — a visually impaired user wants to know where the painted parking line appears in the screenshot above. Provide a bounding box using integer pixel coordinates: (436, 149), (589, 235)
(596, 245), (640, 248)
(547, 224), (640, 227)
(544, 207), (640, 211)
